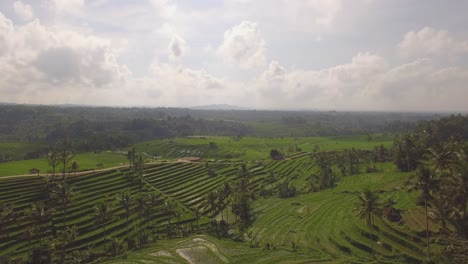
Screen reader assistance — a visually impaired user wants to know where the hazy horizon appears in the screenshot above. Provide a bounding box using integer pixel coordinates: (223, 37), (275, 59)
(1, 0), (468, 111)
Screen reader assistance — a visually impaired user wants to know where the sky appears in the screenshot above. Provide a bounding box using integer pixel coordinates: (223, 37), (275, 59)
(0, 0), (468, 111)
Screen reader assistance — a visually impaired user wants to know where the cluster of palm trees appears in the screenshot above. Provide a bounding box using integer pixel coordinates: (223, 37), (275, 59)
(46, 140), (76, 180)
(309, 148), (374, 192)
(392, 130), (468, 262)
(205, 165), (256, 235)
(413, 141), (468, 245)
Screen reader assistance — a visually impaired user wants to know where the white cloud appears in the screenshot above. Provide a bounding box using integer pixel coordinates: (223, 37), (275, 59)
(149, 0), (177, 18)
(46, 0), (84, 14)
(156, 23), (189, 60)
(0, 12), (129, 104)
(398, 27), (468, 57)
(255, 52), (388, 109)
(13, 1), (34, 21)
(147, 63), (229, 106)
(168, 35), (187, 59)
(217, 21), (266, 69)
(224, 0), (343, 33)
(251, 52), (468, 111)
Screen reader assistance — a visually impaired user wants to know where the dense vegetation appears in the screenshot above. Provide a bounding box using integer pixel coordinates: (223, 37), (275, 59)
(0, 104), (441, 162)
(0, 106), (467, 263)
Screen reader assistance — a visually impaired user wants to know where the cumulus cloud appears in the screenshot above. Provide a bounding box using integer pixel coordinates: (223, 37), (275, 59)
(0, 12), (130, 104)
(46, 0), (85, 14)
(255, 53), (388, 109)
(224, 0), (343, 33)
(13, 1), (34, 21)
(147, 63), (228, 106)
(149, 0), (177, 18)
(217, 21), (266, 69)
(168, 34), (188, 59)
(251, 52), (468, 111)
(398, 27), (468, 57)
(156, 23), (189, 60)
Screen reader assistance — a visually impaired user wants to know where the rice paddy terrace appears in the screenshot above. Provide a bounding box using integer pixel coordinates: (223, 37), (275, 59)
(132, 135), (392, 161)
(0, 149), (435, 263)
(104, 162), (435, 264)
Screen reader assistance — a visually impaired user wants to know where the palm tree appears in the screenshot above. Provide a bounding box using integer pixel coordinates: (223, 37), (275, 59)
(127, 148), (136, 170)
(25, 226), (38, 260)
(29, 202), (52, 238)
(135, 194), (149, 239)
(47, 150), (59, 177)
(425, 142), (457, 173)
(195, 209), (201, 233)
(51, 183), (75, 229)
(164, 199), (176, 225)
(57, 140), (74, 180)
(58, 225), (78, 263)
(147, 192), (159, 235)
(93, 202), (113, 236)
(207, 191), (218, 221)
(0, 203), (15, 238)
(355, 188), (381, 258)
(24, 226), (37, 263)
(117, 191), (134, 237)
(222, 183), (231, 223)
(412, 166), (439, 258)
(451, 160), (468, 219)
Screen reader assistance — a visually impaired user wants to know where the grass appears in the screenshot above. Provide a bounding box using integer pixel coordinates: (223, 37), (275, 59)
(0, 141), (46, 161)
(133, 134), (393, 161)
(104, 162), (436, 264)
(0, 152), (127, 177)
(0, 136), (438, 263)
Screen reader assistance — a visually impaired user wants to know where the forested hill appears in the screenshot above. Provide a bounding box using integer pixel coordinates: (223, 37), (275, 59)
(0, 104), (446, 151)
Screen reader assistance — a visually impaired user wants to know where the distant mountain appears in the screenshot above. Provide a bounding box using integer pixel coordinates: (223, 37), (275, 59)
(190, 104), (248, 110)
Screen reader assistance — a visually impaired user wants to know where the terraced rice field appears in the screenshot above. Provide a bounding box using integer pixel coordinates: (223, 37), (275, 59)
(0, 162), (234, 260)
(0, 144), (435, 263)
(247, 172), (430, 263)
(0, 152), (128, 177)
(106, 162), (438, 263)
(133, 135), (392, 161)
(0, 142), (47, 162)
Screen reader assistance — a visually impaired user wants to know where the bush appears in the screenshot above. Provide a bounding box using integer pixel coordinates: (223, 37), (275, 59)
(270, 149), (284, 160)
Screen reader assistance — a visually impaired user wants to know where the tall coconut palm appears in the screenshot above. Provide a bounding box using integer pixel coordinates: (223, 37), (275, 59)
(57, 141), (74, 180)
(444, 159), (468, 238)
(355, 188), (381, 258)
(47, 150), (59, 177)
(24, 226), (37, 263)
(207, 191), (218, 221)
(164, 199), (176, 225)
(425, 142), (457, 173)
(29, 202), (52, 238)
(412, 166), (439, 258)
(93, 202), (113, 235)
(135, 194), (149, 241)
(59, 225), (78, 263)
(127, 148), (136, 171)
(117, 191), (134, 237)
(0, 203), (15, 238)
(51, 183), (75, 229)
(147, 192), (159, 235)
(222, 183), (231, 222)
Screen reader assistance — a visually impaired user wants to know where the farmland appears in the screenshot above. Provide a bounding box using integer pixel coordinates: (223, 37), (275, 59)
(1, 114), (467, 263)
(132, 134), (393, 161)
(0, 145), (438, 263)
(0, 152), (127, 177)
